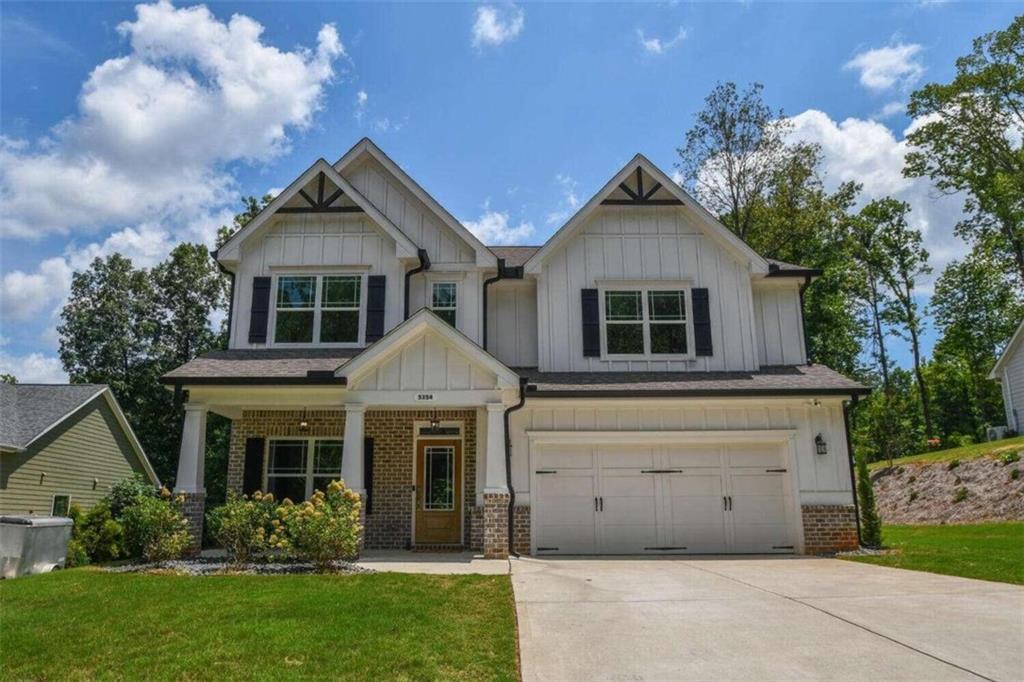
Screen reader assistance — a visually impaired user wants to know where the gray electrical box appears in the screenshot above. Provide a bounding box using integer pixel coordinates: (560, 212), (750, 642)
(0, 515), (74, 578)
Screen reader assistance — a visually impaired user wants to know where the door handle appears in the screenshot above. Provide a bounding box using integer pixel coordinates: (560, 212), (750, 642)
(595, 497), (599, 512)
(728, 496), (733, 511)
(723, 496), (727, 511)
(600, 497), (604, 512)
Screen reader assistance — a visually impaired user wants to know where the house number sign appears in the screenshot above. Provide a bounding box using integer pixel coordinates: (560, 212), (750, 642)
(416, 393), (435, 402)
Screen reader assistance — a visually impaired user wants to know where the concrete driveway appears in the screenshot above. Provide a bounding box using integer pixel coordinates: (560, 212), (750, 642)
(512, 556), (1023, 681)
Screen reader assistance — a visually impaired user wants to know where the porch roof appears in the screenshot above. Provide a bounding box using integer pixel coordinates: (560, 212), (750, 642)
(161, 348), (359, 385)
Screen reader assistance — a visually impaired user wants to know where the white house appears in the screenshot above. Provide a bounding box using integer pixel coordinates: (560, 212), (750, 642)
(990, 319), (1024, 434)
(164, 138), (868, 557)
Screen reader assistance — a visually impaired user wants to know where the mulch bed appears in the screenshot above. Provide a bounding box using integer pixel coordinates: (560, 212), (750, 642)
(104, 556), (375, 576)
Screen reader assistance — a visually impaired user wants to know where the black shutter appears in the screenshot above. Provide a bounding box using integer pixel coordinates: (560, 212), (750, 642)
(581, 288), (601, 357)
(363, 437), (374, 514)
(243, 437), (265, 495)
(248, 277), (272, 344)
(692, 288), (713, 356)
(365, 275), (386, 343)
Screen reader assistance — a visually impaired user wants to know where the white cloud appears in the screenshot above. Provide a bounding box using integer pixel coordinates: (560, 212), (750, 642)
(462, 201), (534, 245)
(786, 109), (968, 279)
(545, 174), (580, 226)
(371, 117), (406, 133)
(0, 258), (73, 322)
(844, 42), (924, 92)
(0, 1), (344, 239)
(354, 89), (368, 122)
(471, 4), (524, 48)
(0, 352), (68, 383)
(873, 101), (906, 119)
(637, 26), (687, 55)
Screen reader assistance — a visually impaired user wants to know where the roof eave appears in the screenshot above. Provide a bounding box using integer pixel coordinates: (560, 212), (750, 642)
(525, 386), (871, 398)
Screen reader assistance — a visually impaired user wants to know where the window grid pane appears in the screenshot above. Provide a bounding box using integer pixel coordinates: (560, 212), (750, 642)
(605, 291), (642, 320)
(268, 440), (308, 474)
(647, 291), (686, 321)
(423, 446), (455, 510)
(322, 276), (361, 308)
(314, 441), (343, 474)
(604, 288), (690, 356)
(277, 277), (316, 308)
(431, 283), (457, 326)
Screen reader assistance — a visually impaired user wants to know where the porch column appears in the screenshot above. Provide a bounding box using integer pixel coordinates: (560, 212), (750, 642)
(482, 402), (509, 559)
(175, 403), (207, 550)
(341, 404), (366, 494)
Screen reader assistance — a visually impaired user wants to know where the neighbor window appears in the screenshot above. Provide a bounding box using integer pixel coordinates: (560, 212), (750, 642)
(603, 287), (689, 357)
(431, 282), (457, 326)
(51, 494), (71, 516)
(265, 439), (343, 502)
(274, 275), (362, 345)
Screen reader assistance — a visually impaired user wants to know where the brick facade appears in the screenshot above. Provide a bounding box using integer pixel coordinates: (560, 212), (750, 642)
(801, 504), (859, 554)
(179, 491), (205, 552)
(481, 492), (510, 559)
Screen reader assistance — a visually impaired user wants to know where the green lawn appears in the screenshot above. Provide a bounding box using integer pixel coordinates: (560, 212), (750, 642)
(843, 522), (1024, 585)
(0, 569), (518, 681)
(868, 435), (1024, 471)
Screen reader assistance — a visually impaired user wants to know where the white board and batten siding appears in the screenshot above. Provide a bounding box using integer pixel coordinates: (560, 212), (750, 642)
(350, 331), (500, 392)
(507, 399), (853, 505)
(230, 215), (406, 349)
(485, 280), (539, 368)
(408, 271), (484, 346)
(752, 282), (807, 366)
(536, 206), (760, 372)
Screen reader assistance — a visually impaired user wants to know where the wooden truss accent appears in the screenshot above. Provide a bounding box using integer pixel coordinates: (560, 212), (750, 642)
(601, 166), (683, 206)
(277, 172), (365, 214)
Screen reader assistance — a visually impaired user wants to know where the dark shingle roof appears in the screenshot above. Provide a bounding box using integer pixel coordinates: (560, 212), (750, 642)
(489, 245), (541, 268)
(161, 348), (362, 384)
(0, 384), (107, 449)
(518, 365), (868, 397)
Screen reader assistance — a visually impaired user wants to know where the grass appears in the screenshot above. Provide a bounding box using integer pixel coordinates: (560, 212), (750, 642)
(843, 522), (1024, 585)
(0, 569), (518, 681)
(868, 435), (1024, 470)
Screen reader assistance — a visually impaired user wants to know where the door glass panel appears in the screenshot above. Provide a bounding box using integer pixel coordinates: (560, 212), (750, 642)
(423, 446), (454, 510)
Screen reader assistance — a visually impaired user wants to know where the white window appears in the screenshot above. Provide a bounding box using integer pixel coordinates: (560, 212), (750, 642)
(265, 439), (343, 502)
(274, 274), (363, 345)
(51, 494), (71, 516)
(430, 282), (457, 326)
(601, 285), (692, 358)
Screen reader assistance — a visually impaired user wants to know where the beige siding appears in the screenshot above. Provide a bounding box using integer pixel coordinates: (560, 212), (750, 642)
(0, 398), (149, 515)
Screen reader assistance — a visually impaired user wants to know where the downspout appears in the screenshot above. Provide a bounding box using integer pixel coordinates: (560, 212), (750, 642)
(799, 274), (814, 365)
(843, 396), (863, 547)
(503, 377), (529, 557)
(211, 249), (235, 351)
(482, 259), (524, 351)
(404, 249), (431, 320)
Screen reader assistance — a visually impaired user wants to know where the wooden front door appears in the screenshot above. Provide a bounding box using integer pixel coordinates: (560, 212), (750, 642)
(415, 439), (462, 545)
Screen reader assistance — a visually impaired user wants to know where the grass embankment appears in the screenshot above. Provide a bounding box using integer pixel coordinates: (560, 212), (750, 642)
(868, 435), (1024, 471)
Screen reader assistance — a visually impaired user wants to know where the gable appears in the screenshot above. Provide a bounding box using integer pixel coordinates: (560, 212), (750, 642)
(335, 139), (497, 267)
(524, 155), (769, 276)
(991, 319), (1024, 380)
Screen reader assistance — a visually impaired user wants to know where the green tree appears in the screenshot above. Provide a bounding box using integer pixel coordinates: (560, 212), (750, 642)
(216, 194), (273, 249)
(152, 243), (227, 365)
(905, 16), (1024, 284)
(850, 209), (895, 396)
(856, 453), (883, 548)
(0, 374), (16, 384)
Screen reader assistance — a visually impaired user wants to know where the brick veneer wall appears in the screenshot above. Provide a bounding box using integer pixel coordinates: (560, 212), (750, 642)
(180, 491), (205, 552)
(482, 492), (510, 559)
(802, 504), (859, 554)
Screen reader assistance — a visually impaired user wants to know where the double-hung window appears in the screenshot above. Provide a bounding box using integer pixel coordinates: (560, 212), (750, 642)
(265, 439), (343, 502)
(602, 285), (691, 357)
(274, 275), (362, 345)
(430, 282), (457, 326)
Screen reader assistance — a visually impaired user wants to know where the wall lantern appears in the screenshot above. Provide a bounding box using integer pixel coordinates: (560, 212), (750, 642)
(298, 409), (309, 430)
(429, 412), (441, 430)
(815, 433), (828, 455)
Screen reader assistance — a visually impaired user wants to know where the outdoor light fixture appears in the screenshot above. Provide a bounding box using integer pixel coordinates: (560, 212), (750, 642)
(429, 412), (441, 429)
(815, 433), (828, 455)
(299, 409), (309, 430)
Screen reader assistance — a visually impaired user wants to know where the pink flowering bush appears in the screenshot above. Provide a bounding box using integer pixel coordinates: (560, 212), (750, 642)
(278, 480), (362, 571)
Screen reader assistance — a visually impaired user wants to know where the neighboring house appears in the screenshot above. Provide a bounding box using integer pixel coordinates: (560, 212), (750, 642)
(0, 384), (159, 515)
(990, 319), (1024, 433)
(164, 138), (868, 557)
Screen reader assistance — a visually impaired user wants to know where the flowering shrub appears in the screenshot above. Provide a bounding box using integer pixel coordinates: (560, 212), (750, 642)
(120, 489), (191, 562)
(206, 491), (279, 565)
(278, 480), (362, 571)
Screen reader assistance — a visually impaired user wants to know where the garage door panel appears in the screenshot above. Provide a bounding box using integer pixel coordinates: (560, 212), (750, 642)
(598, 446), (655, 469)
(729, 472), (787, 495)
(731, 523), (792, 553)
(665, 523), (729, 553)
(536, 474), (596, 526)
(536, 525), (596, 554)
(599, 523), (659, 554)
(666, 473), (724, 496)
(732, 495), (788, 525)
(727, 444), (783, 468)
(600, 473), (656, 496)
(663, 446), (721, 468)
(535, 445), (593, 469)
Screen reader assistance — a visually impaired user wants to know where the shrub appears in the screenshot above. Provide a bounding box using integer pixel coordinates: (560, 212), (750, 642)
(121, 492), (191, 562)
(75, 500), (124, 563)
(108, 473), (159, 518)
(279, 480), (362, 571)
(65, 537), (90, 568)
(856, 454), (882, 548)
(207, 491), (279, 565)
(1011, 468), (1020, 481)
(952, 487), (969, 503)
(908, 490), (918, 503)
(1000, 451), (1021, 465)
(947, 459), (961, 471)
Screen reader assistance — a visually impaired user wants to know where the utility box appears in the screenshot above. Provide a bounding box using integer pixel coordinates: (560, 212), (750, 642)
(0, 516), (73, 578)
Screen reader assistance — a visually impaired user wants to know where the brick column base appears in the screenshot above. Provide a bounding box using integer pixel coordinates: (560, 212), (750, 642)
(482, 492), (510, 559)
(179, 491), (206, 552)
(802, 504), (858, 554)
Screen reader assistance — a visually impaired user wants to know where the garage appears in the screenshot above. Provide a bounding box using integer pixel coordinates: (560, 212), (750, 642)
(530, 435), (799, 555)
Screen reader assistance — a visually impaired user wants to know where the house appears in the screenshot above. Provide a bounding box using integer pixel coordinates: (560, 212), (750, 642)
(163, 138), (868, 557)
(990, 318), (1024, 434)
(0, 384), (159, 515)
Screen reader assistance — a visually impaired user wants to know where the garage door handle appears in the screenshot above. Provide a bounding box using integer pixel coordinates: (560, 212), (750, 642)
(595, 497), (599, 512)
(536, 470), (557, 475)
(641, 469), (682, 474)
(766, 468), (787, 473)
(600, 497), (604, 512)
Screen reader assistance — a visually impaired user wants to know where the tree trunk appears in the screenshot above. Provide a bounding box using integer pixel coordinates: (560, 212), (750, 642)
(908, 321), (933, 438)
(868, 279), (891, 393)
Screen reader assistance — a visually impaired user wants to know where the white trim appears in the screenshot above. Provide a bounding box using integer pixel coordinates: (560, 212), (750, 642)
(217, 158), (419, 263)
(334, 138), (498, 268)
(990, 318), (1024, 380)
(523, 154), (770, 276)
(599, 283), (695, 361)
(526, 429), (797, 446)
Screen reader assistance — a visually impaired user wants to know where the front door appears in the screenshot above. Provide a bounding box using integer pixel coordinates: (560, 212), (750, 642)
(414, 439), (462, 545)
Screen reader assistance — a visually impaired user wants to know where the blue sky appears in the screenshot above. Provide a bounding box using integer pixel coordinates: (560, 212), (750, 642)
(0, 1), (1018, 381)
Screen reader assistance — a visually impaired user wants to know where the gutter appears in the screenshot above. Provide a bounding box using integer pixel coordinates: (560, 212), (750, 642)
(503, 377), (529, 557)
(404, 249), (431, 320)
(843, 396), (863, 547)
(524, 387), (872, 398)
(211, 248), (235, 350)
(482, 259), (524, 351)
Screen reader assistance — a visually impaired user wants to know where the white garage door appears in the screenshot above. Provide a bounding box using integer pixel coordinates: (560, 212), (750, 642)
(532, 441), (796, 555)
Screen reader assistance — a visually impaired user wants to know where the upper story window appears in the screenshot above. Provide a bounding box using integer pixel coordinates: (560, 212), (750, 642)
(431, 282), (457, 326)
(602, 285), (692, 358)
(274, 275), (362, 345)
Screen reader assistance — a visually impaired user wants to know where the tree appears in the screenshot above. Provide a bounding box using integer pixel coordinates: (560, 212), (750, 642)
(676, 82), (811, 241)
(0, 374), (16, 384)
(905, 16), (1024, 285)
(850, 210), (895, 395)
(152, 243), (227, 365)
(856, 454), (883, 548)
(216, 194), (273, 248)
(862, 199), (934, 437)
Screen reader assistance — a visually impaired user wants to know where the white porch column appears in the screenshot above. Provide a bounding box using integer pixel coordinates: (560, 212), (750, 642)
(341, 404), (366, 494)
(175, 404), (207, 493)
(484, 402), (508, 493)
